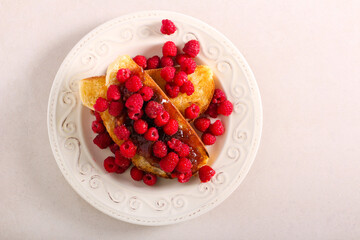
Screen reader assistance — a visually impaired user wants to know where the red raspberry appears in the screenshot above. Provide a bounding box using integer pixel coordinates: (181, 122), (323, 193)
(134, 119), (148, 134)
(93, 132), (112, 149)
(147, 55), (160, 69)
(143, 173), (157, 186)
(109, 143), (119, 154)
(205, 103), (218, 118)
(159, 152), (179, 173)
(162, 41), (177, 57)
(144, 127), (159, 141)
(116, 68), (131, 83)
(160, 19), (177, 35)
(183, 40), (200, 58)
(108, 101), (124, 117)
(177, 143), (190, 157)
(173, 71), (187, 86)
(114, 124), (130, 140)
(165, 83), (180, 98)
(160, 66), (176, 82)
(175, 157), (192, 173)
(201, 133), (216, 145)
(103, 157), (118, 173)
(163, 119), (178, 136)
(138, 86), (154, 101)
(194, 117), (211, 132)
(212, 89), (226, 103)
(217, 100), (233, 116)
(209, 120), (225, 136)
(133, 55), (147, 69)
(199, 165), (216, 183)
(152, 141), (168, 158)
(94, 111), (102, 122)
(91, 120), (105, 133)
(145, 101), (164, 119)
(154, 110), (170, 127)
(180, 81), (194, 96)
(125, 93), (143, 111)
(115, 151), (132, 169)
(116, 167), (126, 174)
(185, 103), (200, 119)
(175, 54), (190, 65)
(107, 85), (121, 101)
(125, 75), (143, 92)
(130, 166), (144, 181)
(180, 58), (196, 74)
(120, 140), (137, 158)
(127, 109), (143, 120)
(177, 171), (192, 183)
(160, 56), (174, 67)
(167, 138), (182, 152)
(93, 97), (108, 112)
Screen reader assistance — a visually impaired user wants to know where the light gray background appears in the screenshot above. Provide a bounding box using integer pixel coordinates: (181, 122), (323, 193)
(1, 0), (359, 239)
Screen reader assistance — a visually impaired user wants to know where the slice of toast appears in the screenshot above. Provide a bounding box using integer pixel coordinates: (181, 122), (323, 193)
(81, 56), (209, 178)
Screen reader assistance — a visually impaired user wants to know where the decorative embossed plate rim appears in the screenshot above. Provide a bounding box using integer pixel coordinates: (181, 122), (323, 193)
(47, 10), (262, 226)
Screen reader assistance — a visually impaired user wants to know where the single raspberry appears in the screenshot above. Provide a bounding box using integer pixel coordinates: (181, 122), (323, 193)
(175, 157), (192, 174)
(109, 143), (120, 154)
(194, 117), (211, 132)
(138, 86), (154, 101)
(183, 40), (200, 58)
(180, 58), (196, 74)
(185, 104), (200, 119)
(125, 93), (143, 111)
(201, 133), (216, 145)
(108, 101), (124, 117)
(167, 138), (182, 152)
(199, 165), (216, 183)
(217, 100), (233, 116)
(145, 101), (164, 119)
(160, 66), (176, 82)
(93, 97), (108, 112)
(159, 152), (179, 173)
(94, 111), (102, 122)
(152, 141), (168, 158)
(93, 132), (112, 149)
(209, 120), (225, 136)
(133, 55), (147, 69)
(162, 41), (177, 57)
(115, 151), (132, 169)
(115, 167), (126, 174)
(177, 170), (192, 183)
(212, 89), (227, 103)
(143, 173), (157, 186)
(114, 124), (130, 140)
(103, 157), (118, 173)
(107, 85), (121, 101)
(147, 55), (160, 69)
(125, 75), (143, 92)
(175, 54), (190, 65)
(119, 140), (137, 158)
(116, 68), (131, 83)
(130, 166), (144, 181)
(160, 19), (177, 35)
(160, 56), (174, 67)
(127, 109), (143, 120)
(205, 103), (218, 118)
(134, 119), (148, 134)
(180, 81), (194, 96)
(165, 83), (180, 98)
(91, 120), (105, 133)
(154, 110), (170, 127)
(163, 119), (178, 136)
(177, 143), (190, 157)
(173, 71), (187, 86)
(144, 127), (159, 141)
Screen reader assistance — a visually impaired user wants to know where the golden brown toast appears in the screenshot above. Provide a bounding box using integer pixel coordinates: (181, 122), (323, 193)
(80, 56), (209, 178)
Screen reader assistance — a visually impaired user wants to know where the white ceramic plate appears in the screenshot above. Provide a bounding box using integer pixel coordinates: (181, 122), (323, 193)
(47, 11), (262, 226)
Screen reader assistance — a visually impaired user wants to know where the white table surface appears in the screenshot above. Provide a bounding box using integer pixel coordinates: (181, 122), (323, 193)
(1, 0), (360, 239)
